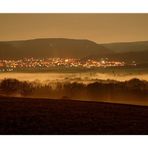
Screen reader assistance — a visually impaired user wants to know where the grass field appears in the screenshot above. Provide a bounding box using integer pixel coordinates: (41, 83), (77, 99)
(0, 96), (148, 135)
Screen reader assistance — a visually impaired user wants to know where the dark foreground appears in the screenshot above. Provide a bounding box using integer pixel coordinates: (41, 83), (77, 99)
(0, 96), (148, 135)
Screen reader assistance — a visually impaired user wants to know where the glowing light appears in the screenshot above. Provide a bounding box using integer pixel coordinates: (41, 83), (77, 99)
(65, 59), (69, 62)
(0, 57), (134, 72)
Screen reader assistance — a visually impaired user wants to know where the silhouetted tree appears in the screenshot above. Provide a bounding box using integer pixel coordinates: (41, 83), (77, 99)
(0, 78), (21, 94)
(20, 81), (33, 96)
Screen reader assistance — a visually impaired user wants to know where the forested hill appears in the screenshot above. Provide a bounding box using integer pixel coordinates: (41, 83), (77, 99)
(0, 38), (148, 64)
(0, 38), (110, 59)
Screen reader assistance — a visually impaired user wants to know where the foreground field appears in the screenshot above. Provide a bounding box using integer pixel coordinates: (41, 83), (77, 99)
(0, 96), (148, 134)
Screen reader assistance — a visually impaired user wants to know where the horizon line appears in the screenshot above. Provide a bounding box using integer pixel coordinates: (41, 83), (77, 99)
(0, 37), (148, 44)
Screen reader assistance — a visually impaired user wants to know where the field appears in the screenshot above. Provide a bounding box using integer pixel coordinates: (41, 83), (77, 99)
(0, 96), (148, 135)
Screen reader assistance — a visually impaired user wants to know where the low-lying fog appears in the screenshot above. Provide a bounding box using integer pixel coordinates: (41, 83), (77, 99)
(0, 72), (148, 106)
(0, 72), (148, 83)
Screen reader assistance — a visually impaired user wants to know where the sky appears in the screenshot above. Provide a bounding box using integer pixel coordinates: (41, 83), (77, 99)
(0, 13), (148, 43)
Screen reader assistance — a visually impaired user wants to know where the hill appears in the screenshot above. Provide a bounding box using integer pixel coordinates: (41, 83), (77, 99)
(0, 38), (110, 59)
(106, 50), (148, 63)
(0, 38), (148, 64)
(1, 96), (148, 134)
(103, 41), (148, 53)
(100, 41), (148, 63)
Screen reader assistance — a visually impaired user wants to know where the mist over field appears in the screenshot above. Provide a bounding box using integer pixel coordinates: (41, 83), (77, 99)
(0, 74), (148, 106)
(0, 71), (148, 84)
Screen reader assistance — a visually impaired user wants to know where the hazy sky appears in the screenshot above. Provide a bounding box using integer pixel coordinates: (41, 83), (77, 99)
(0, 14), (148, 43)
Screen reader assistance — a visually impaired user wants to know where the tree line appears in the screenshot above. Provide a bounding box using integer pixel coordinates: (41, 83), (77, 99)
(0, 78), (148, 104)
